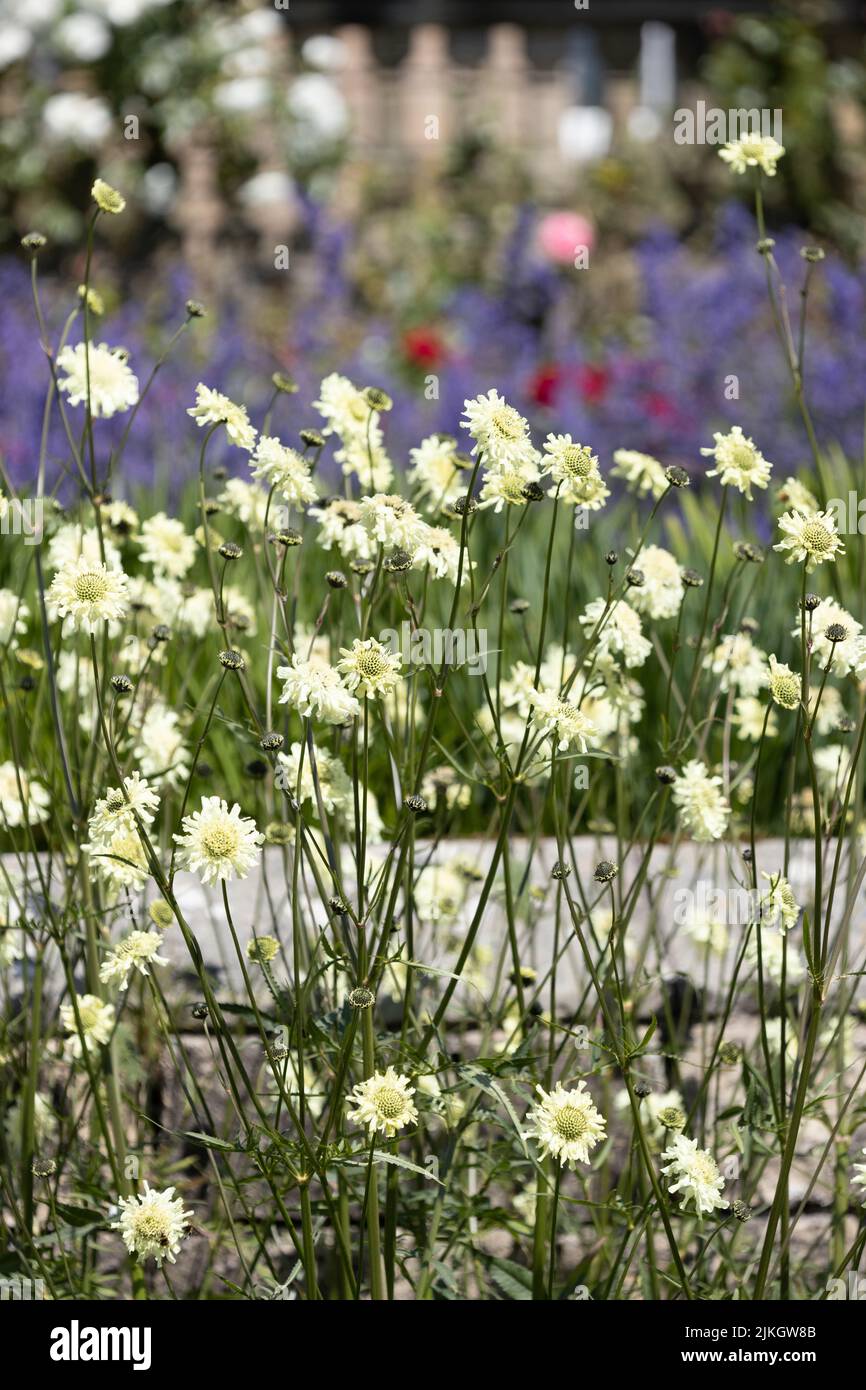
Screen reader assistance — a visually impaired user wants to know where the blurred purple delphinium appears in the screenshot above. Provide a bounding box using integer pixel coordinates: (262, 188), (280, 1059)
(2, 201), (864, 500)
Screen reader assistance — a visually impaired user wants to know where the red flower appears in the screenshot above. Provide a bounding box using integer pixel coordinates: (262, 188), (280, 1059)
(402, 326), (445, 369)
(644, 391), (676, 422)
(528, 363), (563, 407)
(575, 363), (609, 406)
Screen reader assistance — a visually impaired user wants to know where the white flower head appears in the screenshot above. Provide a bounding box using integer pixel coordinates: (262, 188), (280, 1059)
(0, 762), (50, 828)
(700, 426), (772, 499)
(660, 1134), (728, 1216)
(529, 688), (596, 753)
(276, 655), (361, 724)
(346, 1067), (418, 1137)
(48, 555), (129, 633)
(337, 637), (403, 700)
(138, 513), (197, 579)
(173, 797), (264, 886)
(774, 507), (844, 571)
(188, 383), (257, 451)
(579, 597), (652, 669)
(524, 1081), (606, 1169)
(100, 930), (168, 991)
(408, 434), (464, 510)
(112, 1183), (193, 1266)
(358, 493), (426, 552)
(767, 655), (801, 711)
(626, 545), (685, 620)
(704, 631), (768, 696)
(250, 436), (318, 506)
(611, 449), (669, 500)
(672, 761), (730, 842)
(542, 434), (602, 504)
(56, 342), (139, 417)
(801, 599), (866, 679)
(719, 133), (785, 177)
(61, 993), (115, 1059)
(760, 871), (800, 934)
(461, 389), (537, 469)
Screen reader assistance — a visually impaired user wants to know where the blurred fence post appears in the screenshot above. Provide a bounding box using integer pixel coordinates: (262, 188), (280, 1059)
(400, 25), (450, 164)
(170, 130), (224, 294)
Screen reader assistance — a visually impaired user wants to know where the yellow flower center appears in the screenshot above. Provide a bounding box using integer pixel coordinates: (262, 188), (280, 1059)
(374, 1086), (406, 1120)
(554, 1104), (589, 1141)
(201, 826), (239, 860)
(490, 406), (523, 441)
(690, 1153), (718, 1184)
(133, 1211), (169, 1242)
(74, 571), (110, 604)
(802, 522), (832, 554)
(561, 445), (594, 477)
(357, 649), (388, 680)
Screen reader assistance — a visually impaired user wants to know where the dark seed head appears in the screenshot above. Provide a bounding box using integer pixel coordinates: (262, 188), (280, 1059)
(219, 541), (242, 561)
(326, 570), (348, 590)
(404, 794), (428, 815)
(655, 765), (677, 784)
(260, 732), (284, 752)
(219, 649), (245, 670)
(110, 674), (133, 695)
(594, 860), (618, 883)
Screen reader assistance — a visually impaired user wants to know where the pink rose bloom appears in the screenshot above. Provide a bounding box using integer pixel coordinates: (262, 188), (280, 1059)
(537, 211), (595, 266)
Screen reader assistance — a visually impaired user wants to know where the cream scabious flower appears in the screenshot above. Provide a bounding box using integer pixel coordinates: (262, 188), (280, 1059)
(85, 826), (150, 892)
(700, 426), (772, 499)
(112, 1184), (193, 1266)
(92, 177), (125, 214)
(250, 435), (318, 505)
(173, 797), (264, 886)
(358, 493), (426, 552)
(760, 871), (800, 933)
(660, 1134), (728, 1216)
(524, 1081), (606, 1169)
(138, 513), (197, 579)
(579, 597), (652, 668)
(337, 637), (403, 699)
(767, 655), (801, 710)
(346, 1067), (418, 1137)
(100, 930), (168, 990)
(704, 631), (768, 696)
(0, 589), (29, 647)
(776, 476), (818, 514)
(672, 761), (730, 842)
(408, 434), (464, 509)
(61, 993), (115, 1059)
(775, 507), (844, 570)
(626, 545), (685, 620)
(0, 761), (50, 828)
(336, 436), (395, 492)
(542, 434), (602, 503)
(800, 599), (866, 678)
(277, 655), (361, 724)
(478, 456), (542, 512)
(461, 389), (538, 469)
(47, 555), (129, 632)
(133, 703), (190, 789)
(411, 525), (470, 585)
(56, 342), (139, 417)
(528, 689), (596, 753)
(733, 695), (777, 742)
(718, 132), (785, 177)
(276, 742), (353, 815)
(188, 383), (256, 451)
(611, 449), (669, 500)
(312, 498), (375, 563)
(314, 371), (373, 438)
(46, 522), (122, 574)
